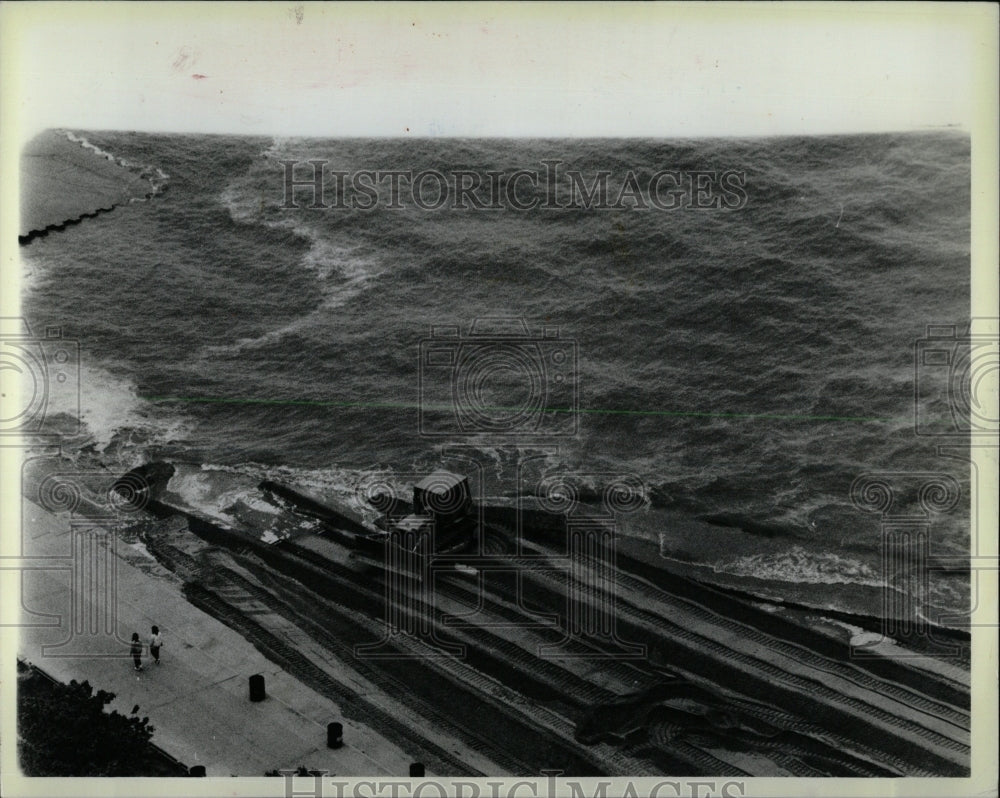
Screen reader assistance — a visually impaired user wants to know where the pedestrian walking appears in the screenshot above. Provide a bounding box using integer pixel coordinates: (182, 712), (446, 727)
(149, 625), (163, 665)
(130, 632), (143, 671)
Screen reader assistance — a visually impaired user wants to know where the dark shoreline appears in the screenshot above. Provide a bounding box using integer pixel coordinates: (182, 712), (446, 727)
(20, 455), (972, 775)
(257, 473), (971, 660)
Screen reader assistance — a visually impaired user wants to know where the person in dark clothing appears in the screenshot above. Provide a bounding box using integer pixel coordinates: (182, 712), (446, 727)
(130, 632), (143, 671)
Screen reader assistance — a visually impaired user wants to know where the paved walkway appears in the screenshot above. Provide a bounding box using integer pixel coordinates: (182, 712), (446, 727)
(15, 500), (417, 777)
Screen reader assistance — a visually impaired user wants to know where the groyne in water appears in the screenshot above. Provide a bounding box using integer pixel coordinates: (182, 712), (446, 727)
(19, 130), (167, 244)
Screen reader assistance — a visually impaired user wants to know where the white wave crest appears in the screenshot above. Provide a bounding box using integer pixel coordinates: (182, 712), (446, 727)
(42, 359), (192, 459)
(63, 130), (170, 196)
(212, 180), (382, 353)
(200, 460), (385, 522)
(714, 545), (883, 587)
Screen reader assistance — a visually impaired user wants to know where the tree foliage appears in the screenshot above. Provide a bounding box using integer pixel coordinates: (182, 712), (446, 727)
(17, 663), (163, 776)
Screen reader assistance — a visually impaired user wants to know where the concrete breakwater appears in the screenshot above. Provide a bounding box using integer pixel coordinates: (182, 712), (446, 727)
(19, 130), (166, 244)
(22, 457), (971, 776)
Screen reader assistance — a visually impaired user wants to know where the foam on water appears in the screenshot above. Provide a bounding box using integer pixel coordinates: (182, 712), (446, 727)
(64, 130), (170, 195)
(34, 357), (191, 460)
(714, 545), (884, 587)
(165, 468), (240, 526)
(18, 131), (972, 620)
(63, 130), (120, 163)
(202, 460), (376, 511)
(213, 181), (383, 352)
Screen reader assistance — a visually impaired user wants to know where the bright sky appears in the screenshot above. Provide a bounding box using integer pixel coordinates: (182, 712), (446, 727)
(1, 2), (996, 142)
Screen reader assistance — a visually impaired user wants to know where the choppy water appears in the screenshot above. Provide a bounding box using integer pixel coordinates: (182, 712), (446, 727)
(20, 130), (972, 623)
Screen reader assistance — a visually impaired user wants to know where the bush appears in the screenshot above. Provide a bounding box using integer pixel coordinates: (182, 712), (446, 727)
(17, 662), (175, 776)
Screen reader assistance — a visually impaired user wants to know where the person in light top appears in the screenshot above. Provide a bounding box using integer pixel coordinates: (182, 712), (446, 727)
(149, 626), (163, 665)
